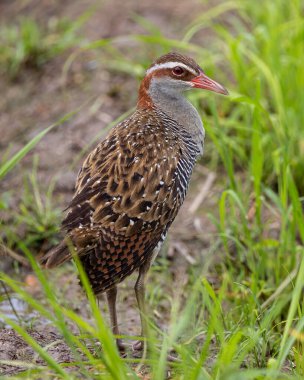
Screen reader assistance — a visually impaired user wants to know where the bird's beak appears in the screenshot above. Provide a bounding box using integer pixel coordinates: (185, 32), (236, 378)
(191, 71), (229, 95)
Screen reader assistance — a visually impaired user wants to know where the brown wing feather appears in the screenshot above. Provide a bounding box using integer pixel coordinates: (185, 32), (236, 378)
(41, 109), (189, 294)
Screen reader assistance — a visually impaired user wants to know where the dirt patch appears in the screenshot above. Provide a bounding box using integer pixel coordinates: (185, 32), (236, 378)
(0, 328), (76, 376)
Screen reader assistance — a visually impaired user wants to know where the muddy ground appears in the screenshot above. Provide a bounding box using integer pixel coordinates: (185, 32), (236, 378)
(0, 0), (223, 375)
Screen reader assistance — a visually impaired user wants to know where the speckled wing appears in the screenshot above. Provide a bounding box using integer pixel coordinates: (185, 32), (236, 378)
(43, 109), (195, 294)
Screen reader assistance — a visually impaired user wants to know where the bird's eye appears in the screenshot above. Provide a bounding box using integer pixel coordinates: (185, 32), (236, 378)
(172, 66), (185, 76)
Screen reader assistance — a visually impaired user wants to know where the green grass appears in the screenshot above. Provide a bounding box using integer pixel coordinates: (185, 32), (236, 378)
(1, 0), (304, 378)
(0, 12), (90, 78)
(2, 159), (61, 252)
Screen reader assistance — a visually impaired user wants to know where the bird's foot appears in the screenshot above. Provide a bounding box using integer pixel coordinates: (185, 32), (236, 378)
(132, 339), (145, 352)
(166, 352), (179, 362)
(132, 340), (179, 362)
(116, 338), (127, 356)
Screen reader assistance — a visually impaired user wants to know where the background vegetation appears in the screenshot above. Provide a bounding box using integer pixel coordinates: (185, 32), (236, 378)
(0, 0), (304, 378)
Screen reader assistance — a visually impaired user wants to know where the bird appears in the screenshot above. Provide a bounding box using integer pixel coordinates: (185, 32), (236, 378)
(40, 52), (228, 352)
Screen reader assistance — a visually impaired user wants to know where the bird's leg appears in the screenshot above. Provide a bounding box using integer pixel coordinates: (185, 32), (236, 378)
(133, 261), (179, 362)
(133, 263), (150, 352)
(106, 285), (125, 352)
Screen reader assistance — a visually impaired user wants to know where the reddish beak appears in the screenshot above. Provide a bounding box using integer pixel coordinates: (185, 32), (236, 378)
(191, 71), (229, 95)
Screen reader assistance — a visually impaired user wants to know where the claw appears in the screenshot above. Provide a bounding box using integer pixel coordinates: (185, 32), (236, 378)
(132, 339), (144, 351)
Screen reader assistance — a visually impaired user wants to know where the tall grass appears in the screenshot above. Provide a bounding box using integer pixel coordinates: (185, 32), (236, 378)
(1, 0), (304, 378)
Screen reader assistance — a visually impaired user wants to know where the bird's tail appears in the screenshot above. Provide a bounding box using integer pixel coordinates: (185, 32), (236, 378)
(39, 240), (74, 268)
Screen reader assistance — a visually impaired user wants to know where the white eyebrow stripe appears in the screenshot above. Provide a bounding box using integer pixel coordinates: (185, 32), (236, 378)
(146, 61), (198, 76)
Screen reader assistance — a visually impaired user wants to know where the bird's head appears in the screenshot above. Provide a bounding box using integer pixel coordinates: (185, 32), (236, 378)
(138, 52), (228, 108)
